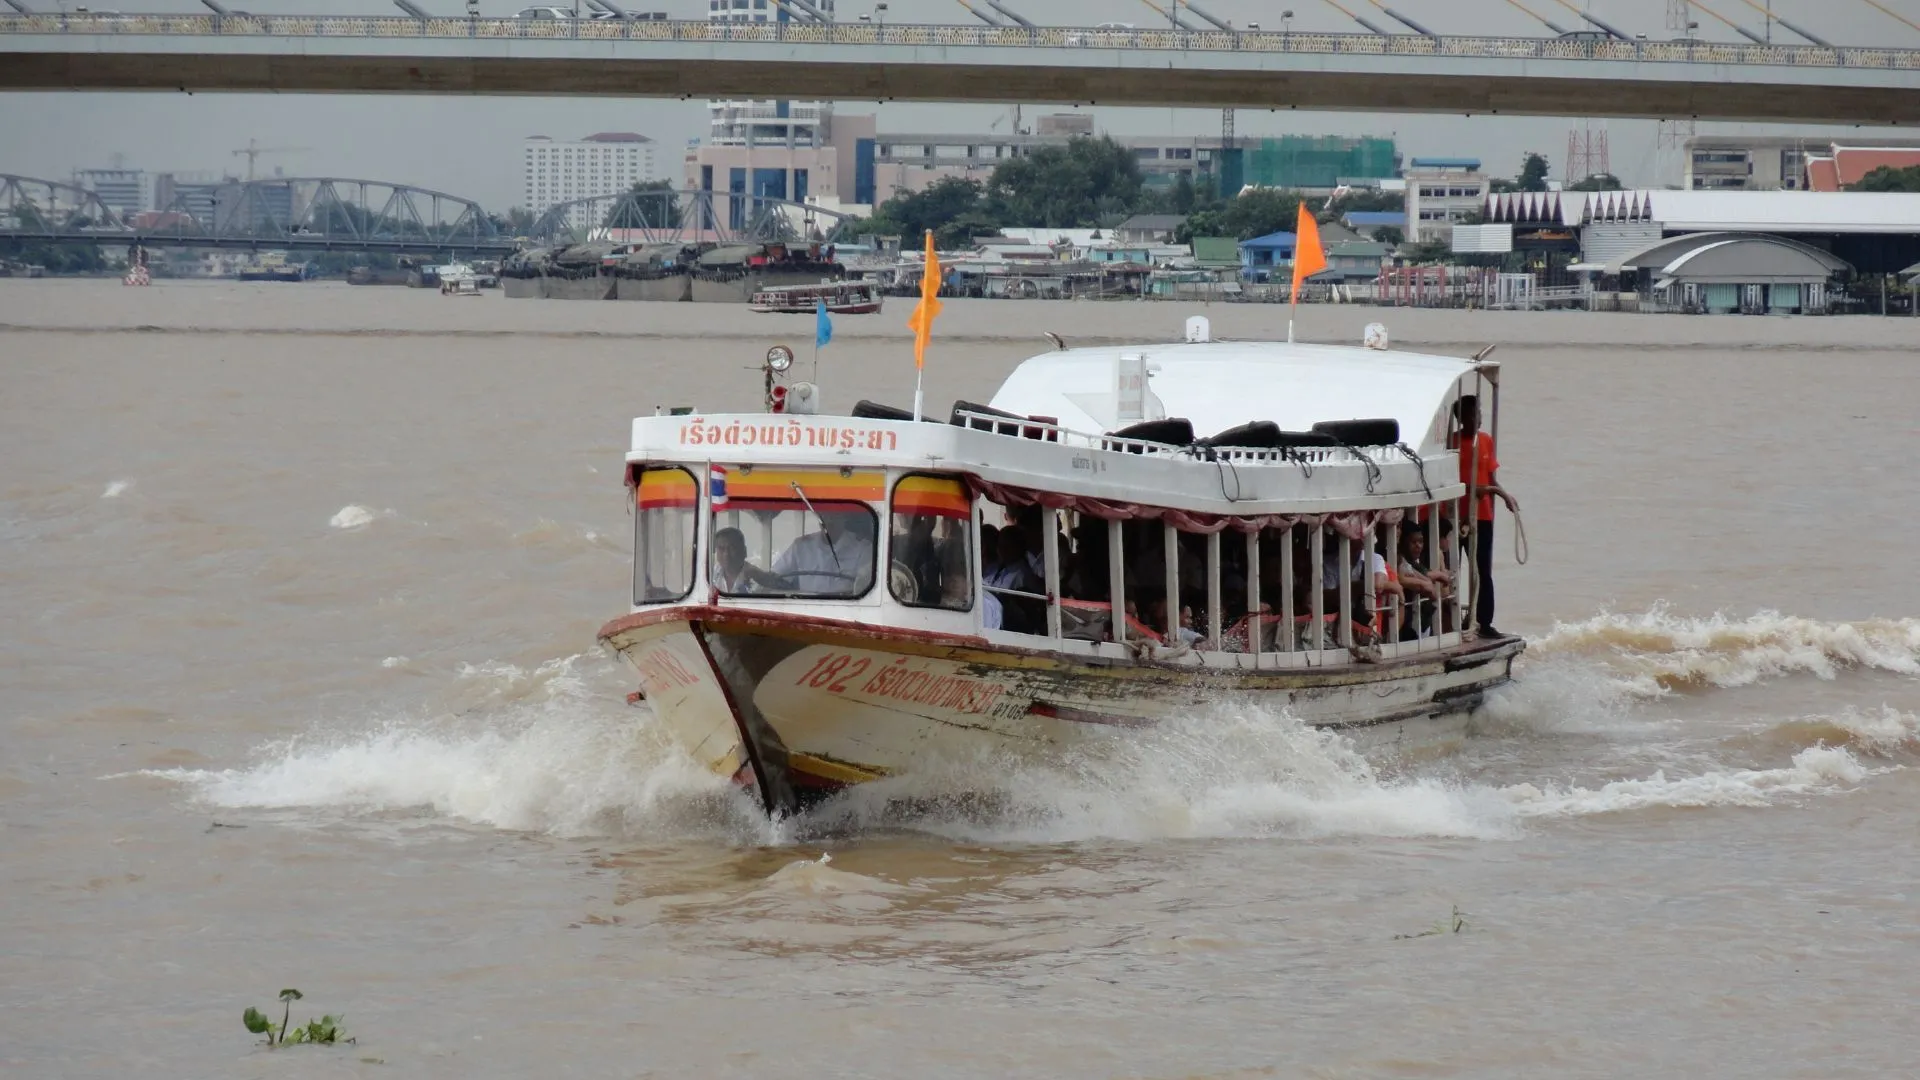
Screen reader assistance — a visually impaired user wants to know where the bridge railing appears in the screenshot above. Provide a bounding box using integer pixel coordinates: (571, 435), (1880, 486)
(5, 13), (1919, 69)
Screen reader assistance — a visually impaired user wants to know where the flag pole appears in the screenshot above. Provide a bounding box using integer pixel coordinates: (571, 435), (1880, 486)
(913, 372), (924, 423)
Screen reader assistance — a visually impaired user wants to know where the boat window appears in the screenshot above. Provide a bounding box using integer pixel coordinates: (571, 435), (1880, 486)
(708, 468), (882, 600)
(633, 468), (698, 605)
(889, 474), (973, 611)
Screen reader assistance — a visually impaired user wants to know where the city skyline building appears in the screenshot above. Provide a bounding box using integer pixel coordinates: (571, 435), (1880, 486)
(522, 132), (659, 229)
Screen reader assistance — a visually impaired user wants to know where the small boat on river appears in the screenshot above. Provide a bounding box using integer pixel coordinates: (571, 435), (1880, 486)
(599, 316), (1522, 817)
(750, 280), (884, 315)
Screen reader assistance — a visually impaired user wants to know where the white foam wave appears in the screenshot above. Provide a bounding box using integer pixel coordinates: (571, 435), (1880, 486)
(1503, 745), (1869, 817)
(101, 479), (132, 499)
(144, 704), (759, 839)
(129, 654), (1884, 845)
(329, 505), (376, 530)
(380, 656), (409, 669)
(1531, 607), (1920, 691)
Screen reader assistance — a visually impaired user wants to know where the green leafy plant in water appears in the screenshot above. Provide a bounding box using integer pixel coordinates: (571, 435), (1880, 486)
(242, 988), (351, 1047)
(1394, 905), (1469, 940)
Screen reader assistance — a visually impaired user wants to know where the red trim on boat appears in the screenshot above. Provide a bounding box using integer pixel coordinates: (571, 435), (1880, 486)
(599, 606), (989, 650)
(1025, 701), (1156, 729)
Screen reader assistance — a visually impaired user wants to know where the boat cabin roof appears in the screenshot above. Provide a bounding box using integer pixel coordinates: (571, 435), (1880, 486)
(990, 340), (1484, 454)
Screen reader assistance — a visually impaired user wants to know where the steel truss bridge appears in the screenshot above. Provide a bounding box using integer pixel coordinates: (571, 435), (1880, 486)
(4, 13), (1920, 123)
(0, 174), (858, 254)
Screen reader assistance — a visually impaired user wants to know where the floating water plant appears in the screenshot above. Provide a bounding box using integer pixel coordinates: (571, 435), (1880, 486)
(243, 989), (350, 1047)
(1394, 905), (1469, 940)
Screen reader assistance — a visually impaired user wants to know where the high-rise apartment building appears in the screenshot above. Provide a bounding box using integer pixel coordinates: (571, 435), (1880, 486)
(73, 168), (150, 216)
(704, 0), (834, 148)
(522, 132), (659, 230)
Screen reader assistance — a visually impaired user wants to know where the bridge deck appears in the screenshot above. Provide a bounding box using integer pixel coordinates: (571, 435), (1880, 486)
(4, 15), (1919, 123)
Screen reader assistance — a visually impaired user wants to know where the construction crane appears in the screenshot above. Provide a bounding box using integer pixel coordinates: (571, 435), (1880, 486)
(231, 139), (307, 182)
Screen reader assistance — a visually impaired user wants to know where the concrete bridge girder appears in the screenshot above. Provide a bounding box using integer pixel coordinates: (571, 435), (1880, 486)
(3, 26), (1920, 124)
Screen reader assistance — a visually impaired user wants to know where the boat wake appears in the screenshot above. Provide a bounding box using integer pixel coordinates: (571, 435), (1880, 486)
(1529, 605), (1920, 693)
(138, 607), (1911, 846)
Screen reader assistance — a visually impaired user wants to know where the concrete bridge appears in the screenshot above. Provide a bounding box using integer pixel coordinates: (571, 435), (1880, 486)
(4, 14), (1920, 124)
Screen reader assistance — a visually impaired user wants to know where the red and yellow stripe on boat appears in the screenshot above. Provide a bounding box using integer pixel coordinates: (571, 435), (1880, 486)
(636, 468), (697, 509)
(725, 468), (885, 505)
(892, 474), (971, 519)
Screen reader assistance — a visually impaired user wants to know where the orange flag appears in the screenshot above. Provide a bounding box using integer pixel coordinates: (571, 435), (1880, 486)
(1289, 203), (1328, 302)
(907, 229), (943, 370)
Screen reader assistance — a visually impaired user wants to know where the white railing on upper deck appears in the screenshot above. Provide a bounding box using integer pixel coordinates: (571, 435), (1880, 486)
(952, 408), (1419, 469)
(5, 13), (1918, 70)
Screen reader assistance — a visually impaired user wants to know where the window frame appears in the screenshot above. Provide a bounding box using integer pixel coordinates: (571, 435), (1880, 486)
(708, 498), (880, 602)
(632, 466), (699, 606)
(887, 472), (976, 613)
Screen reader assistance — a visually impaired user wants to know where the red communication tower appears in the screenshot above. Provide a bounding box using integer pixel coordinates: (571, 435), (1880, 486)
(1567, 121), (1611, 185)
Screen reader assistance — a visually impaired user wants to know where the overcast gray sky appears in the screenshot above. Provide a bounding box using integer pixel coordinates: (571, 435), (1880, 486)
(2, 0), (1913, 209)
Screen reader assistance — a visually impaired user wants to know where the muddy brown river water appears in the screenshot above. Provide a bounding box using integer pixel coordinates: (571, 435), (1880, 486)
(3, 279), (1918, 1078)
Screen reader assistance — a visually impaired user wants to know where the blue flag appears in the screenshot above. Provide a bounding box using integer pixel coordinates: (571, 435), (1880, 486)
(815, 299), (833, 349)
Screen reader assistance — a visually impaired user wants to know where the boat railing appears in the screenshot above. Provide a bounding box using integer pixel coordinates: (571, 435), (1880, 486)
(952, 408), (1415, 467)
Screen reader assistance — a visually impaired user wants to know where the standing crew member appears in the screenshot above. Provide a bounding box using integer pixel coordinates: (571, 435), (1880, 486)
(1452, 396), (1518, 638)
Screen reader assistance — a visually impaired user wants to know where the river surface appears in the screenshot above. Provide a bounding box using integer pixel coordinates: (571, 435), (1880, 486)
(4, 280), (1919, 1078)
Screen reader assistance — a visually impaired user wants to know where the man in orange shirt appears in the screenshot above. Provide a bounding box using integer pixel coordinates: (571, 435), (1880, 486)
(1453, 396), (1519, 637)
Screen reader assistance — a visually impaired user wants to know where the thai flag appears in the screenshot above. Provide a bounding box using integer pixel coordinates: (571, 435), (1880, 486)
(708, 465), (729, 507)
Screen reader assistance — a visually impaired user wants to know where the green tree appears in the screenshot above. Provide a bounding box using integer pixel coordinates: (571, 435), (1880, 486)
(985, 135), (1144, 228)
(1331, 188), (1405, 213)
(604, 179), (677, 229)
(864, 176), (993, 241)
(1518, 152), (1551, 192)
(1567, 172), (1623, 191)
(1171, 173), (1198, 215)
(1175, 187), (1308, 243)
(1851, 165), (1920, 192)
(1372, 225), (1405, 248)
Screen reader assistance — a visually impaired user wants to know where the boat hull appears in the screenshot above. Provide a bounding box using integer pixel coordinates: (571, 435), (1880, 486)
(615, 274), (693, 302)
(601, 607), (1522, 817)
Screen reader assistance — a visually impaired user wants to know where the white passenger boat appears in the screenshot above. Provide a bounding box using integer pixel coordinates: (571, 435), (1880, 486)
(749, 280), (884, 315)
(599, 317), (1522, 817)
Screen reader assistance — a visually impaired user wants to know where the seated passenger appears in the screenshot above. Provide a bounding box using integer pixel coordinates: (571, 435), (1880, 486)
(738, 508), (874, 595)
(710, 526), (758, 594)
(1397, 528), (1453, 638)
(985, 525), (1043, 633)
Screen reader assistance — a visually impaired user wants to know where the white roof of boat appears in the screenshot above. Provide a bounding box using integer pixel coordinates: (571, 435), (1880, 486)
(988, 339), (1483, 452)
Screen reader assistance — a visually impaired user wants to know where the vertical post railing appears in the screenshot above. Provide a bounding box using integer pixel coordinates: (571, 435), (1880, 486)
(1042, 506), (1062, 640)
(1361, 525), (1378, 650)
(1385, 521), (1400, 650)
(1428, 505), (1442, 648)
(1163, 523), (1179, 644)
(1206, 530), (1222, 650)
(1309, 524), (1325, 655)
(1278, 525), (1295, 655)
(1108, 521), (1127, 646)
(1338, 532), (1355, 650)
(1246, 530), (1261, 662)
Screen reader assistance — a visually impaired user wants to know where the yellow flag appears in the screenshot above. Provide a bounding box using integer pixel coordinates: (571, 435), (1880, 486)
(907, 229), (943, 370)
(1289, 203), (1328, 302)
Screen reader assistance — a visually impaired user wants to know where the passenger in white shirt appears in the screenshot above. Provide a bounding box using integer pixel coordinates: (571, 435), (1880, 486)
(769, 510), (874, 595)
(710, 526), (758, 594)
